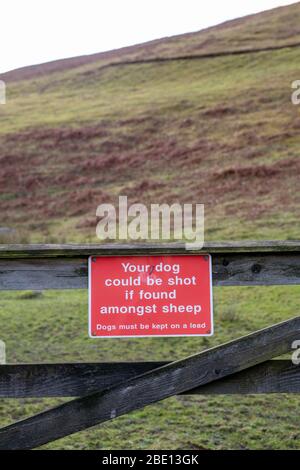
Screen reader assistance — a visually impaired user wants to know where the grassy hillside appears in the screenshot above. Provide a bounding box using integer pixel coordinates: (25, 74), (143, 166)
(1, 2), (300, 83)
(0, 5), (300, 243)
(0, 3), (299, 450)
(0, 286), (300, 450)
(1, 47), (300, 242)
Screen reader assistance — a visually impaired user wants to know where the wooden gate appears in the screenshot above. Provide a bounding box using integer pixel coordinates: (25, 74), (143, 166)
(0, 241), (299, 449)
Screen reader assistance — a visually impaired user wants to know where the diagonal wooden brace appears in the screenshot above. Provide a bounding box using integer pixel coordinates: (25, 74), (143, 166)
(0, 315), (299, 449)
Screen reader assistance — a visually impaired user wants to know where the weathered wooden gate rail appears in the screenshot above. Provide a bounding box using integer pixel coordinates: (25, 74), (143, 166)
(1, 360), (300, 397)
(0, 241), (299, 449)
(0, 240), (300, 289)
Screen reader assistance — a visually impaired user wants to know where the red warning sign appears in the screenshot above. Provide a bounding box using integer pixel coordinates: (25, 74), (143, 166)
(89, 254), (213, 338)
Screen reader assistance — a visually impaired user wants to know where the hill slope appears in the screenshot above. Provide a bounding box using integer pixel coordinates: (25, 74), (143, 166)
(0, 3), (299, 242)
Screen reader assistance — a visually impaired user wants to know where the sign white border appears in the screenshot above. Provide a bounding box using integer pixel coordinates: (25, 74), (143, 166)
(88, 254), (214, 338)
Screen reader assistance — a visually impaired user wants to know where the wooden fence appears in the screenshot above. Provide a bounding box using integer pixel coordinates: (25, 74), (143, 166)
(0, 241), (299, 449)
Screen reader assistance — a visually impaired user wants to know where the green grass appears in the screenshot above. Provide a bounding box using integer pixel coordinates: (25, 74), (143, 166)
(0, 285), (300, 449)
(1, 48), (300, 133)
